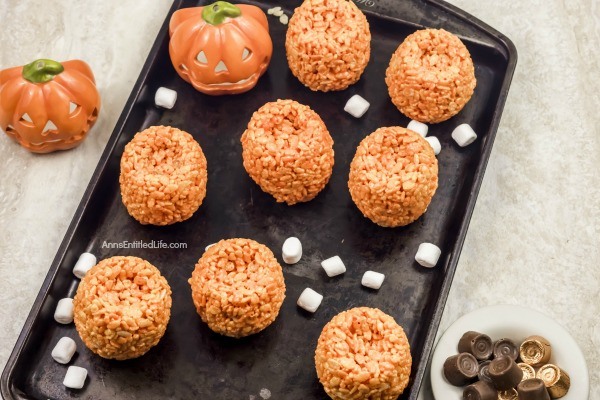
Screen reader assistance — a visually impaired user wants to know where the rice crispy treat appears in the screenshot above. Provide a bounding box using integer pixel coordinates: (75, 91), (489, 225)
(385, 29), (476, 123)
(241, 99), (334, 205)
(119, 125), (208, 225)
(286, 0), (371, 92)
(189, 238), (286, 338)
(315, 307), (412, 400)
(348, 127), (438, 227)
(73, 256), (172, 360)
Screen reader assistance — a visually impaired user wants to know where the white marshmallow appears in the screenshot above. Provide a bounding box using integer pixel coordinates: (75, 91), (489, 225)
(361, 271), (385, 289)
(282, 237), (302, 264)
(321, 256), (346, 277)
(279, 14), (289, 25)
(205, 243), (215, 252)
(407, 120), (429, 137)
(63, 366), (87, 389)
(51, 337), (77, 364)
(273, 9), (284, 17)
(297, 288), (323, 313)
(415, 243), (442, 268)
(54, 298), (74, 324)
(72, 252), (97, 279)
(344, 95), (370, 118)
(425, 136), (441, 155)
(268, 6), (282, 15)
(154, 87), (177, 109)
(451, 123), (477, 147)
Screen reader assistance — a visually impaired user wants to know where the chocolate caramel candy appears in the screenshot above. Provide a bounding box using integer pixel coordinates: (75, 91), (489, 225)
(443, 353), (479, 386)
(520, 335), (552, 367)
(488, 356), (523, 390)
(537, 364), (570, 398)
(458, 331), (493, 361)
(493, 338), (519, 361)
(478, 360), (492, 384)
(518, 363), (536, 381)
(463, 381), (497, 400)
(497, 388), (519, 400)
(517, 378), (551, 400)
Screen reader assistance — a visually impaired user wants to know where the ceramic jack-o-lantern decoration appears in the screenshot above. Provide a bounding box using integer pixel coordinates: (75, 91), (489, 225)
(169, 1), (273, 95)
(0, 59), (101, 153)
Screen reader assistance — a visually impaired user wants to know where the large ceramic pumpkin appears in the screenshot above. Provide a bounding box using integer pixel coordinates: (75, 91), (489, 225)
(0, 59), (101, 153)
(169, 1), (273, 95)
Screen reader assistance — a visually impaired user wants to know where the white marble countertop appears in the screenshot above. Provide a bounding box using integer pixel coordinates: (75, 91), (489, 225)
(0, 1), (598, 399)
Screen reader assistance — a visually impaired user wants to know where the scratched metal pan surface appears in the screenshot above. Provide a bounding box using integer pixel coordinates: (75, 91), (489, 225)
(1, 0), (516, 399)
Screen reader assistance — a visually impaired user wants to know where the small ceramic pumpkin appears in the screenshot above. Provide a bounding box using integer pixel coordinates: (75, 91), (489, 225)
(169, 1), (273, 95)
(0, 59), (101, 153)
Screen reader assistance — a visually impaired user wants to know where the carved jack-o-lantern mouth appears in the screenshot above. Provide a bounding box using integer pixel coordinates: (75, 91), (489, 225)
(0, 59), (101, 153)
(169, 2), (273, 95)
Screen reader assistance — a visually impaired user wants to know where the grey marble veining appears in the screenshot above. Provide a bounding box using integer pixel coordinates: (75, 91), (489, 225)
(0, 0), (598, 399)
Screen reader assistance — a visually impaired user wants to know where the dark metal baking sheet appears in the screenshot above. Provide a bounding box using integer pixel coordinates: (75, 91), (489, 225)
(1, 0), (516, 399)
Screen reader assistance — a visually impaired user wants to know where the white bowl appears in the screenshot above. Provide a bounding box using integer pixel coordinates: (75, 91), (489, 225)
(430, 305), (589, 399)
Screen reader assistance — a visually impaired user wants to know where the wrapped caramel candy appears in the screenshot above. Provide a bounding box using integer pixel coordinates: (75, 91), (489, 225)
(520, 335), (552, 367)
(537, 364), (570, 398)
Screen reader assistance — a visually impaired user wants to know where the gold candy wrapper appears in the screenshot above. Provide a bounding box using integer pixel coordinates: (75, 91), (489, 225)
(518, 362), (536, 381)
(520, 335), (552, 366)
(497, 388), (519, 400)
(537, 364), (570, 398)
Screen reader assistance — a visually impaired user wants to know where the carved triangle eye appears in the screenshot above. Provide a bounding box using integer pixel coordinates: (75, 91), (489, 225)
(214, 61), (228, 73)
(196, 51), (208, 64)
(21, 113), (33, 123)
(69, 102), (80, 115)
(242, 48), (252, 61)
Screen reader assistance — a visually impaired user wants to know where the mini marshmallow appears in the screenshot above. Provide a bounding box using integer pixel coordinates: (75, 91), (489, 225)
(344, 95), (370, 118)
(51, 337), (77, 364)
(279, 14), (289, 25)
(321, 256), (346, 277)
(361, 271), (385, 290)
(282, 237), (302, 264)
(297, 288), (323, 313)
(154, 87), (177, 109)
(273, 9), (284, 17)
(426, 136), (441, 155)
(415, 243), (442, 268)
(63, 366), (87, 389)
(54, 298), (74, 324)
(451, 123), (477, 147)
(407, 120), (429, 137)
(268, 6), (282, 15)
(72, 252), (97, 279)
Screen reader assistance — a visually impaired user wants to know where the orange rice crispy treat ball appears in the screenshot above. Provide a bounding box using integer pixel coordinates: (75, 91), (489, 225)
(119, 125), (207, 226)
(315, 307), (412, 400)
(385, 29), (476, 123)
(286, 0), (371, 92)
(241, 99), (334, 205)
(189, 238), (286, 338)
(348, 127), (438, 227)
(73, 256), (172, 360)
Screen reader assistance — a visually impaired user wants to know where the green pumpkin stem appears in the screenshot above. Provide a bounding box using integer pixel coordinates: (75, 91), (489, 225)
(202, 1), (242, 25)
(22, 59), (64, 83)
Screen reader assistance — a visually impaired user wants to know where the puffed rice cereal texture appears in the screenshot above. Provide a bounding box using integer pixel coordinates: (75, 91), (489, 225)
(119, 125), (207, 226)
(385, 28), (476, 123)
(189, 238), (286, 338)
(315, 307), (412, 400)
(73, 256), (172, 360)
(241, 99), (334, 205)
(286, 0), (371, 92)
(348, 127), (438, 227)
